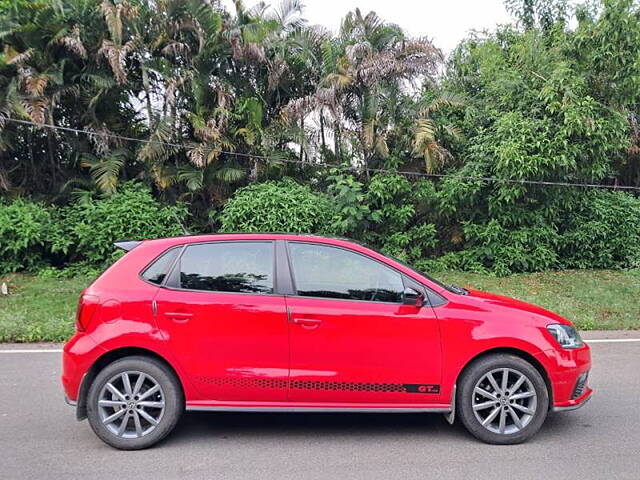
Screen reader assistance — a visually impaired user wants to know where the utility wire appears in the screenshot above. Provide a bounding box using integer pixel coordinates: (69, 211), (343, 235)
(5, 117), (640, 192)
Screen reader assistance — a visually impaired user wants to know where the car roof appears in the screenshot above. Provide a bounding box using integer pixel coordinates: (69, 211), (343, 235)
(141, 232), (355, 245)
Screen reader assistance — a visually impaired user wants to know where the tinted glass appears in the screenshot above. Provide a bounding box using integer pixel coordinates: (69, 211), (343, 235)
(179, 242), (273, 294)
(289, 243), (404, 303)
(141, 248), (180, 285)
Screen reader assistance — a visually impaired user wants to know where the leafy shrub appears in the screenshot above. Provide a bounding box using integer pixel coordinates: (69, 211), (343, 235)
(381, 224), (438, 263)
(366, 174), (415, 235)
(0, 198), (53, 274)
(50, 183), (188, 265)
(37, 262), (104, 280)
(560, 191), (640, 269)
(414, 251), (489, 275)
(458, 220), (559, 276)
(325, 172), (376, 236)
(220, 179), (334, 234)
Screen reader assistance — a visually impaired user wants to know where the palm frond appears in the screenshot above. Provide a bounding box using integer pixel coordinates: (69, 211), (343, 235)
(187, 142), (220, 167)
(443, 123), (465, 142)
(5, 47), (34, 65)
(138, 119), (176, 163)
(81, 149), (127, 195)
(420, 92), (465, 116)
(178, 165), (205, 191)
(214, 165), (246, 183)
(58, 25), (87, 58)
(270, 0), (306, 32)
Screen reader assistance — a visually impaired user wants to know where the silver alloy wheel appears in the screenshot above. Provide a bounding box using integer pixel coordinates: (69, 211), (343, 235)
(98, 371), (165, 439)
(472, 367), (537, 435)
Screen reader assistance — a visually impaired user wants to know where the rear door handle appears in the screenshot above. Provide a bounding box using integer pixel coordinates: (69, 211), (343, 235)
(165, 312), (193, 323)
(292, 317), (321, 328)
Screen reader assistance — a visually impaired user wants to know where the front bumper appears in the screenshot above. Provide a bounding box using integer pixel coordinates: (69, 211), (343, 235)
(538, 343), (592, 410)
(553, 388), (592, 412)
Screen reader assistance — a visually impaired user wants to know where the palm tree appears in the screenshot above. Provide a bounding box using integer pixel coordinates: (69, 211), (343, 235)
(283, 9), (443, 175)
(412, 93), (464, 173)
(0, 0), (128, 196)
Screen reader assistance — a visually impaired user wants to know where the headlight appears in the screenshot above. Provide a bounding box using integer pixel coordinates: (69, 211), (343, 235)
(547, 324), (584, 349)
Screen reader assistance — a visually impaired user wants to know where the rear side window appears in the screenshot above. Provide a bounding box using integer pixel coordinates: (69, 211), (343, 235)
(288, 242), (404, 303)
(141, 248), (180, 285)
(178, 242), (274, 294)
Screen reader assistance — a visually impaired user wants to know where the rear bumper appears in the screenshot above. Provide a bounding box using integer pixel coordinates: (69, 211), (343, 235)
(61, 332), (103, 402)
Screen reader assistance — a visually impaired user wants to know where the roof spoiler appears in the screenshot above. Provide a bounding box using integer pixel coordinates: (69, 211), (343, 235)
(114, 240), (142, 252)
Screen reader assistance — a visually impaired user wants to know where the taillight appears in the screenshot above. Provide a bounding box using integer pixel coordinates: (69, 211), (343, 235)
(76, 293), (100, 332)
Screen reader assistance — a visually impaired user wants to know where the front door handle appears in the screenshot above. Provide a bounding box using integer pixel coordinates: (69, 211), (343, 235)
(292, 317), (321, 328)
(165, 312), (193, 323)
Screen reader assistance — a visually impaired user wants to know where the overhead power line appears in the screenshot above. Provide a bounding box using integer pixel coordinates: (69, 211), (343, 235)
(4, 117), (640, 192)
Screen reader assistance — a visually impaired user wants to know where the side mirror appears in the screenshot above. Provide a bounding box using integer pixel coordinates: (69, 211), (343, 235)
(403, 287), (424, 308)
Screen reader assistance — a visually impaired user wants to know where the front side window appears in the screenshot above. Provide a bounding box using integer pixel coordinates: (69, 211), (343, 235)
(178, 242), (274, 294)
(288, 243), (404, 303)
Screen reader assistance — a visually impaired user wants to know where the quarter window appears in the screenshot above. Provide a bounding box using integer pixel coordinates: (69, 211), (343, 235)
(178, 242), (274, 294)
(288, 243), (404, 303)
(141, 248), (180, 285)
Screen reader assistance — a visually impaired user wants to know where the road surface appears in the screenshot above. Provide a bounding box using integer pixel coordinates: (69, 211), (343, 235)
(0, 332), (638, 480)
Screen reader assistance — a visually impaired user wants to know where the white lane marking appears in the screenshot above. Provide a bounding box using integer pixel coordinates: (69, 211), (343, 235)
(586, 339), (640, 343)
(0, 338), (638, 353)
(0, 349), (62, 353)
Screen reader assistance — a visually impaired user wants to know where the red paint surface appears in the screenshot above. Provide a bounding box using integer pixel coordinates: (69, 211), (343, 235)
(62, 234), (591, 411)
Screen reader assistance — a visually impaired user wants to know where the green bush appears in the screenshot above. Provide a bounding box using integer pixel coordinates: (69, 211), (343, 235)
(560, 191), (640, 269)
(457, 220), (560, 276)
(0, 198), (53, 274)
(50, 183), (189, 265)
(219, 179), (334, 234)
(325, 172), (375, 236)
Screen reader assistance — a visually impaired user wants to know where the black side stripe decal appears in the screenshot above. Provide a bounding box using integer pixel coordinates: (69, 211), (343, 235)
(195, 377), (440, 394)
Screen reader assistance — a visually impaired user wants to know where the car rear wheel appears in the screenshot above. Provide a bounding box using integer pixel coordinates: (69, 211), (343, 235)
(457, 354), (549, 444)
(86, 356), (183, 450)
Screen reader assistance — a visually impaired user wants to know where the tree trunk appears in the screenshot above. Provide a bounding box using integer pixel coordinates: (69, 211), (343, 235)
(47, 131), (57, 193)
(319, 108), (326, 157)
(299, 117), (304, 164)
(142, 68), (155, 129)
(334, 120), (341, 161)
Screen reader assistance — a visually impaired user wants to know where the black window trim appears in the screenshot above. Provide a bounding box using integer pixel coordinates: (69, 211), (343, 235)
(157, 240), (280, 297)
(138, 245), (185, 288)
(285, 240), (412, 306)
(139, 238), (447, 306)
(284, 240), (447, 307)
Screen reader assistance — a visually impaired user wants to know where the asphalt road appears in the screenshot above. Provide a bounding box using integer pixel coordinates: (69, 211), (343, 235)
(1, 334), (639, 480)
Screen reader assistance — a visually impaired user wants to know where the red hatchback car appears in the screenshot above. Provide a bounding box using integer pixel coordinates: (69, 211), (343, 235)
(62, 234), (592, 449)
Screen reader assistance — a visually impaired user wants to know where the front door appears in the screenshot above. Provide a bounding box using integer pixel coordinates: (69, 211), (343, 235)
(285, 242), (443, 404)
(154, 241), (289, 402)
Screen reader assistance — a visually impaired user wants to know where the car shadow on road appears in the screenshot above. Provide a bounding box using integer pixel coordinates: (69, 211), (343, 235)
(165, 411), (470, 445)
(159, 409), (592, 448)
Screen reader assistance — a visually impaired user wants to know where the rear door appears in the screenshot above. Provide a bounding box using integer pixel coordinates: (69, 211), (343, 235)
(284, 242), (443, 404)
(153, 241), (289, 402)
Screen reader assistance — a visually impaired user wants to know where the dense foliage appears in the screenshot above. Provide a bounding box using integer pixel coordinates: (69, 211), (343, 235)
(0, 198), (52, 272)
(0, 184), (187, 274)
(220, 179), (333, 234)
(1, 0), (640, 275)
(49, 182), (188, 265)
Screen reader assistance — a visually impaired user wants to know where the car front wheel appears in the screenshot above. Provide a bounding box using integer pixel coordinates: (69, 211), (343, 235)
(86, 356), (183, 450)
(457, 354), (549, 444)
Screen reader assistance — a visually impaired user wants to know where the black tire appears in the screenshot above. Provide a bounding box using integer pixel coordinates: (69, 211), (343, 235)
(86, 356), (183, 450)
(457, 354), (549, 445)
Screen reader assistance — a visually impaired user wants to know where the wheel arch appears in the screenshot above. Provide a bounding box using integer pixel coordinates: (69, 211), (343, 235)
(76, 346), (184, 420)
(455, 347), (553, 408)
